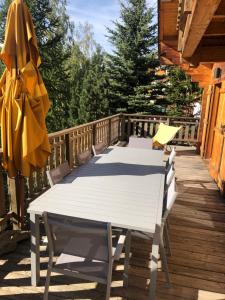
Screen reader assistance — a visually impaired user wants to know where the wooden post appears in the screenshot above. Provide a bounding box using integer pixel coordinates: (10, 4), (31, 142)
(92, 124), (97, 146)
(0, 171), (5, 218)
(0, 170), (6, 231)
(65, 133), (72, 168)
(127, 117), (131, 142)
(8, 175), (25, 230)
(108, 118), (112, 146)
(120, 114), (126, 141)
(167, 117), (170, 125)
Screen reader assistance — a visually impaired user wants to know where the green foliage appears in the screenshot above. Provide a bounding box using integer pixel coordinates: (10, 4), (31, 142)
(0, 0), (201, 136)
(164, 67), (201, 116)
(78, 47), (109, 123)
(0, 0), (73, 132)
(68, 25), (109, 125)
(107, 0), (157, 113)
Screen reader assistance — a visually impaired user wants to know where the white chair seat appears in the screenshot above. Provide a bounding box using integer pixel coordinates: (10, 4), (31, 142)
(55, 253), (109, 280)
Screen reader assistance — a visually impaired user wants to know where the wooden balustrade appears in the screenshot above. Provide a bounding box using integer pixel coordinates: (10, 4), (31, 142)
(0, 113), (200, 229)
(123, 114), (200, 144)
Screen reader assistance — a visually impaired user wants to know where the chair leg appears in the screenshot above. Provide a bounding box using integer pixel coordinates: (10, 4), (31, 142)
(164, 221), (172, 257)
(105, 263), (113, 300)
(160, 237), (170, 287)
(105, 278), (112, 300)
(123, 230), (131, 288)
(43, 257), (53, 300)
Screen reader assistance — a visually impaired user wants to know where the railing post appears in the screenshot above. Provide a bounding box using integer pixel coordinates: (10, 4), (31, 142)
(127, 117), (131, 141)
(0, 170), (6, 231)
(108, 118), (112, 146)
(0, 170), (5, 218)
(167, 117), (170, 125)
(65, 133), (73, 168)
(92, 123), (97, 146)
(120, 114), (126, 141)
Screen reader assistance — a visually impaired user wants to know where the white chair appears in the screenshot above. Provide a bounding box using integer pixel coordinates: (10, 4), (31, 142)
(166, 165), (175, 187)
(127, 136), (152, 149)
(92, 142), (107, 156)
(166, 147), (176, 171)
(43, 212), (126, 300)
(168, 147), (176, 166)
(46, 161), (70, 187)
(124, 171), (177, 287)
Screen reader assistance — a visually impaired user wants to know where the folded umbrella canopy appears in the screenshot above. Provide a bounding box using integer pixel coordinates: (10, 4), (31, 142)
(0, 0), (51, 178)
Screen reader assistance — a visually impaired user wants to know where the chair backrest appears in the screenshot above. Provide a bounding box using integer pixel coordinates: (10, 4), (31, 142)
(153, 123), (181, 146)
(127, 137), (152, 149)
(92, 142), (107, 156)
(77, 150), (92, 166)
(166, 165), (175, 186)
(163, 176), (177, 221)
(168, 147), (176, 166)
(43, 212), (111, 263)
(46, 161), (70, 187)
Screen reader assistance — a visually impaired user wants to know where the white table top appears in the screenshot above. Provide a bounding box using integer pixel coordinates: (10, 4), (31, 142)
(28, 146), (165, 234)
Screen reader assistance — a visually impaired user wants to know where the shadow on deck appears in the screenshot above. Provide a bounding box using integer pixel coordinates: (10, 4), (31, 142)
(0, 146), (225, 300)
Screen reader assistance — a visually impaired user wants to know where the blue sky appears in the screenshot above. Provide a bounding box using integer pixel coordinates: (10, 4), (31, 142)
(67, 0), (157, 53)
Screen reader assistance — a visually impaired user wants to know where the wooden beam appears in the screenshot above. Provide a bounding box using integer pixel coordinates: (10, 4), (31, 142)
(215, 0), (225, 15)
(181, 0), (222, 58)
(190, 75), (211, 82)
(187, 46), (225, 64)
(160, 42), (181, 65)
(198, 82), (210, 88)
(204, 21), (225, 36)
(183, 0), (192, 14)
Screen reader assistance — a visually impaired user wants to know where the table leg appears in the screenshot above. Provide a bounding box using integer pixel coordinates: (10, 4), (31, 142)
(30, 213), (40, 286)
(123, 230), (131, 288)
(149, 227), (160, 300)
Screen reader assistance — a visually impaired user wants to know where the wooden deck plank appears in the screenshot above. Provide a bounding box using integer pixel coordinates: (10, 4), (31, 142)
(0, 146), (225, 299)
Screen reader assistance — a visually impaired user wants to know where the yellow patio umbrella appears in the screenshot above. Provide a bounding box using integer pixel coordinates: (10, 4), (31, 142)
(0, 0), (51, 178)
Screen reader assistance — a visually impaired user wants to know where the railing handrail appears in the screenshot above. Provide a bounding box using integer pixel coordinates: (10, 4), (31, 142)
(124, 113), (200, 121)
(48, 113), (122, 138)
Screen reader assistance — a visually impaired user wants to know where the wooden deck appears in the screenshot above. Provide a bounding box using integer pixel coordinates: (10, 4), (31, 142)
(1, 147), (225, 300)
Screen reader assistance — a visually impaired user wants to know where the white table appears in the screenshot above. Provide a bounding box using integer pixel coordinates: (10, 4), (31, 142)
(28, 146), (165, 299)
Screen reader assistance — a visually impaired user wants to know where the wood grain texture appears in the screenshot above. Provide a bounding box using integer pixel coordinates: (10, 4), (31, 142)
(1, 146), (225, 299)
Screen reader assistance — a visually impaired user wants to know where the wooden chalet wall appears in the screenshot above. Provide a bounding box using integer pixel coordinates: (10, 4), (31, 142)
(159, 0), (225, 194)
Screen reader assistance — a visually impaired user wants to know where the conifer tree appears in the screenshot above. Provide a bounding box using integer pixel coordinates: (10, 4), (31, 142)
(164, 67), (201, 116)
(78, 47), (109, 123)
(69, 25), (109, 125)
(0, 0), (73, 132)
(107, 0), (157, 114)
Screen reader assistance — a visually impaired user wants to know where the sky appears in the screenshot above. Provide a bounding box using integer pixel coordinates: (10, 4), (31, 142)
(67, 0), (157, 53)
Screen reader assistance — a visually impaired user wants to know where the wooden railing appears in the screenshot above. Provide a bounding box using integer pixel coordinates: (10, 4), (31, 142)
(0, 113), (200, 229)
(123, 114), (200, 143)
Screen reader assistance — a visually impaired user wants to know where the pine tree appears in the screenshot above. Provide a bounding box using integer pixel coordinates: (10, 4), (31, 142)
(67, 43), (90, 126)
(107, 0), (157, 114)
(68, 24), (109, 125)
(0, 0), (73, 132)
(165, 67), (201, 116)
(78, 47), (109, 123)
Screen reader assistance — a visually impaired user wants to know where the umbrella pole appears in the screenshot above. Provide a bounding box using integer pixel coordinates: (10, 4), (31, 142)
(16, 173), (25, 229)
(9, 174), (25, 230)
